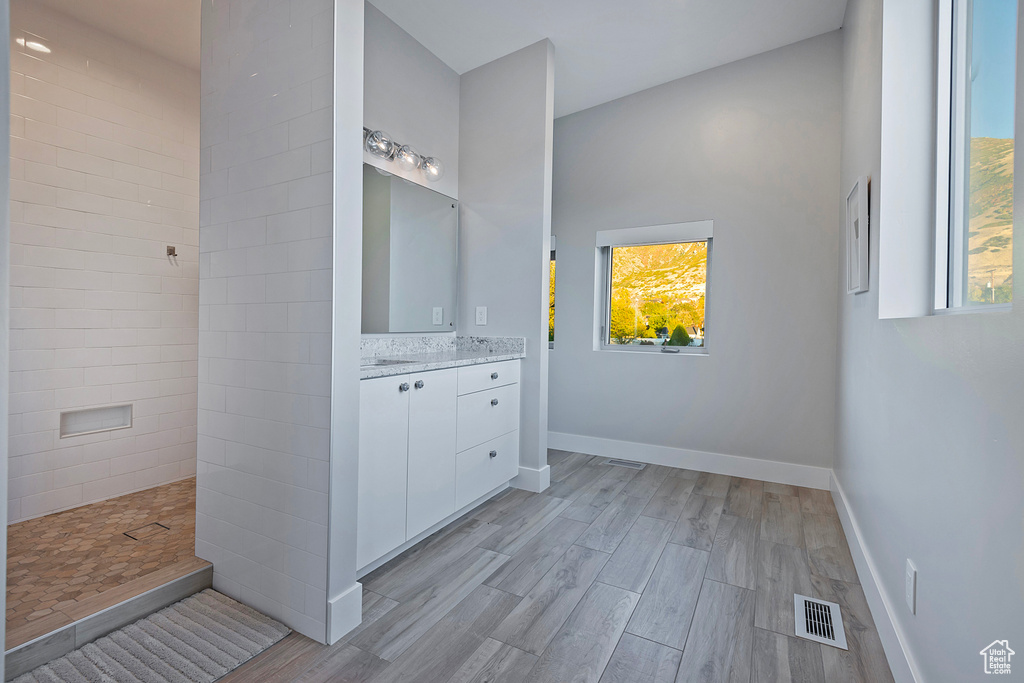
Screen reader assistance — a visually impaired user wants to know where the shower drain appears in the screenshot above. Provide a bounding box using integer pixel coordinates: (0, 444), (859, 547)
(124, 522), (170, 541)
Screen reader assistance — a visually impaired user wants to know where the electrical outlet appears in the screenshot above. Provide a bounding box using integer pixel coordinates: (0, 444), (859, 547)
(905, 559), (917, 614)
(475, 306), (487, 325)
(432, 307), (443, 325)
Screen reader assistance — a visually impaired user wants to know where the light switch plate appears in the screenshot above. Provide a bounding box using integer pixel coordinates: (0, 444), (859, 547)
(905, 559), (917, 614)
(432, 307), (443, 325)
(475, 306), (487, 325)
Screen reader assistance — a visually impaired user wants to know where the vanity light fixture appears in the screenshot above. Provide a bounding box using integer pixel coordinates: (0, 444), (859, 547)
(363, 128), (443, 182)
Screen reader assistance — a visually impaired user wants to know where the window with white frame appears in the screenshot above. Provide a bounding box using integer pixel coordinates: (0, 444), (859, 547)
(596, 221), (712, 353)
(936, 0), (1018, 310)
(549, 236), (556, 348)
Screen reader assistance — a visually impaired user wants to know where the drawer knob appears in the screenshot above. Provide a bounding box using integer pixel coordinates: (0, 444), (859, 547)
(491, 372), (499, 380)
(399, 382), (410, 392)
(489, 450), (497, 458)
(491, 398), (499, 406)
(414, 380), (424, 389)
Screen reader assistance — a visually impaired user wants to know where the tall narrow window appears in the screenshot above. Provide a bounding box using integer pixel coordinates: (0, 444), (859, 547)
(596, 221), (712, 353)
(939, 0), (1018, 309)
(549, 241), (556, 347)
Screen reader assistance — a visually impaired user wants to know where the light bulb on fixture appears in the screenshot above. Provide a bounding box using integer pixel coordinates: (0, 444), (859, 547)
(364, 130), (394, 159)
(422, 157), (444, 182)
(15, 37), (50, 53)
(395, 145), (421, 172)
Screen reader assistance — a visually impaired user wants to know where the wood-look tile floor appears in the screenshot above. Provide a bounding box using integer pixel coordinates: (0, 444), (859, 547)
(6, 478), (197, 636)
(223, 453), (895, 683)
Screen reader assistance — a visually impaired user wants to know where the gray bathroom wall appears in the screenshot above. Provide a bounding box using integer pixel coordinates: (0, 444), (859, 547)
(548, 33), (842, 476)
(363, 3), (460, 199)
(833, 0), (1024, 679)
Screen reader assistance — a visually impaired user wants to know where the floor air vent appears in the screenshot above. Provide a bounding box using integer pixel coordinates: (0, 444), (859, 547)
(794, 594), (848, 649)
(602, 459), (646, 470)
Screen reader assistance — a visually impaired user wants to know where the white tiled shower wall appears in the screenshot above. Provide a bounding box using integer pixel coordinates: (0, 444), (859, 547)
(7, 0), (200, 522)
(195, 0), (335, 640)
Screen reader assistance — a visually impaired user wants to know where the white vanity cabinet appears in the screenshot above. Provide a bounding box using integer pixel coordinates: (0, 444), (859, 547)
(357, 368), (457, 569)
(357, 359), (520, 572)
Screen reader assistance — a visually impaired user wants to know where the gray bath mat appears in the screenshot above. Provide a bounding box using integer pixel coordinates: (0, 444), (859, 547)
(14, 589), (290, 683)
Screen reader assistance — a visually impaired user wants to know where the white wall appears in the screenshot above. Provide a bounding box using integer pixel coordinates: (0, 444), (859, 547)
(1, 0), (12, 675)
(548, 33), (842, 472)
(7, 0), (199, 522)
(196, 0), (336, 642)
(459, 39), (555, 488)
(363, 3), (459, 199)
(327, 0), (365, 644)
(835, 0), (1024, 680)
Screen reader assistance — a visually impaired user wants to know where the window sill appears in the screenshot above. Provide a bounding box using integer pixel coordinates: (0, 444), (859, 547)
(932, 303), (1013, 316)
(598, 345), (708, 356)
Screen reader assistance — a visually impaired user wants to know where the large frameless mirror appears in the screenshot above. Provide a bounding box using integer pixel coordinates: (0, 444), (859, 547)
(361, 164), (459, 333)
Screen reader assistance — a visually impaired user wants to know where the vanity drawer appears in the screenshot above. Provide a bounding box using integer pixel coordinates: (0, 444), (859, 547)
(456, 382), (520, 453)
(456, 430), (519, 509)
(457, 360), (520, 396)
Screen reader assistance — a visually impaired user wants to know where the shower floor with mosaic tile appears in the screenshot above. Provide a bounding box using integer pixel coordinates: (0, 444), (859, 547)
(5, 478), (199, 649)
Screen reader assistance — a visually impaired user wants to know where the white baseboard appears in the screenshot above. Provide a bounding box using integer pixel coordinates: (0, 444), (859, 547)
(830, 473), (921, 683)
(512, 464), (550, 493)
(548, 432), (831, 489)
(326, 581), (363, 645)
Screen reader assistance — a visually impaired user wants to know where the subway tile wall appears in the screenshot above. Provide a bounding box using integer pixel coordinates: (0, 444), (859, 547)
(196, 0), (335, 641)
(7, 0), (200, 522)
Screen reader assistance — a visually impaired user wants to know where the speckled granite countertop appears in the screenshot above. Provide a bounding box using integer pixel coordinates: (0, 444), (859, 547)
(360, 336), (525, 379)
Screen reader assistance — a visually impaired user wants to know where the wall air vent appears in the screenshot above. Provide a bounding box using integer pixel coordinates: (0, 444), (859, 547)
(602, 459), (646, 470)
(794, 594), (848, 650)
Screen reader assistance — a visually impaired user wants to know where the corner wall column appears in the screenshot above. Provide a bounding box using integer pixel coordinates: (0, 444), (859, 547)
(458, 40), (556, 491)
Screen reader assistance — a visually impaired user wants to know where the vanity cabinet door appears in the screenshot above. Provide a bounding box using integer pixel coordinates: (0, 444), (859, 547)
(357, 374), (411, 569)
(406, 369), (458, 538)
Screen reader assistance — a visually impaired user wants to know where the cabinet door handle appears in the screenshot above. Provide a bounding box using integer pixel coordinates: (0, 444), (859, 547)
(491, 398), (499, 406)
(489, 450), (497, 458)
(491, 372), (499, 380)
(399, 382), (410, 392)
(414, 380), (424, 389)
